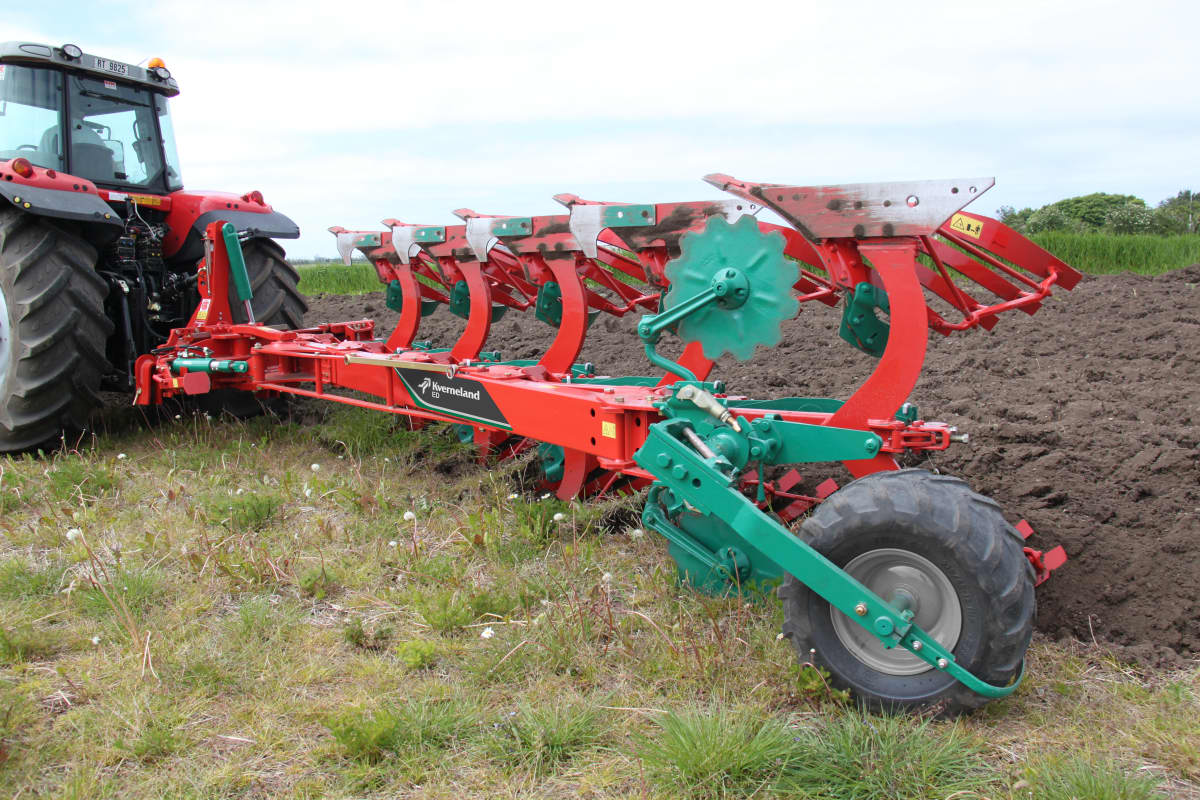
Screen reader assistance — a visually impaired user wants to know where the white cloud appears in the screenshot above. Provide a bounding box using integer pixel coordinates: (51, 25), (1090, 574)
(10, 0), (1200, 258)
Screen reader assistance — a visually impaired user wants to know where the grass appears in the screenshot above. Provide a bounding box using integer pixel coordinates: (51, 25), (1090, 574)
(1029, 232), (1200, 275)
(0, 405), (1193, 797)
(295, 260), (382, 295)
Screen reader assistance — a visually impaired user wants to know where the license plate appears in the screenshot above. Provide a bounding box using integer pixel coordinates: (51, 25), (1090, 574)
(93, 58), (128, 77)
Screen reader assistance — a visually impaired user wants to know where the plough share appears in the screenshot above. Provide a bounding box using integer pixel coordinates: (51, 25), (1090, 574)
(135, 174), (1079, 714)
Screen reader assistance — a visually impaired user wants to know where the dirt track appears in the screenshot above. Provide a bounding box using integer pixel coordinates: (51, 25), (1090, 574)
(306, 265), (1200, 666)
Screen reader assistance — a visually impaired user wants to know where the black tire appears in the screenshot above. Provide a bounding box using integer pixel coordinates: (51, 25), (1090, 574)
(0, 208), (112, 453)
(779, 469), (1034, 716)
(198, 238), (306, 420)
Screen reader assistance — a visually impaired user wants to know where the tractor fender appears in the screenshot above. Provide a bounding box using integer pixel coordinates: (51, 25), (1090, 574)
(0, 163), (122, 235)
(162, 189), (300, 263)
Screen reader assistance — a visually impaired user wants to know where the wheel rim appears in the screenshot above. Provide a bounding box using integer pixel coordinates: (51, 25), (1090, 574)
(830, 547), (962, 676)
(0, 278), (10, 384)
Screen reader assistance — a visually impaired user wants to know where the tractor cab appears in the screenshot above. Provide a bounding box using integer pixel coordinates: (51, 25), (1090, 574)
(0, 42), (182, 194)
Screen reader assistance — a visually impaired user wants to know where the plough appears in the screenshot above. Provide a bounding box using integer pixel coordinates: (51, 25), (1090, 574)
(135, 174), (1078, 714)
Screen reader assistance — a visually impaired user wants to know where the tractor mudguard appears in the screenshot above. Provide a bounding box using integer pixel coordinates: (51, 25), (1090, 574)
(162, 190), (300, 263)
(0, 167), (122, 232)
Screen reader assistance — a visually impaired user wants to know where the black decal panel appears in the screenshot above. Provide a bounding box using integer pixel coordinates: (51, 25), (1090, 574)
(395, 368), (510, 429)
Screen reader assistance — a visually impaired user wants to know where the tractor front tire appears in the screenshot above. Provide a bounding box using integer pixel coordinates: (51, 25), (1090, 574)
(200, 238), (307, 419)
(779, 469), (1034, 716)
(0, 208), (112, 453)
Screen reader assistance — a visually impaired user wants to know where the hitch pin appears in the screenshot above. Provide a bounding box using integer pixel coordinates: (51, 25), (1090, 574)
(676, 384), (741, 432)
(682, 426), (718, 460)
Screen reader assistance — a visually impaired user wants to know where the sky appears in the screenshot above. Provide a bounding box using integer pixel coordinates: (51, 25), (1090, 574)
(7, 0), (1199, 259)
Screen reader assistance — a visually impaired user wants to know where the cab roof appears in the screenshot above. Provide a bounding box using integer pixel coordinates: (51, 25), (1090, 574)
(0, 41), (180, 97)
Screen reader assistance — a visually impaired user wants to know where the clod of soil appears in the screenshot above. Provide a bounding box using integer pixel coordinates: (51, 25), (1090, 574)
(307, 266), (1200, 666)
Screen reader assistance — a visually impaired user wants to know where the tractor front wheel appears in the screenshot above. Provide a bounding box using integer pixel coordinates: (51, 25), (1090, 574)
(0, 208), (112, 452)
(779, 469), (1034, 716)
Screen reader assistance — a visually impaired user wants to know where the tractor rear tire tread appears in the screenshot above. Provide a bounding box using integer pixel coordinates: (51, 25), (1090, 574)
(779, 468), (1034, 716)
(0, 208), (112, 452)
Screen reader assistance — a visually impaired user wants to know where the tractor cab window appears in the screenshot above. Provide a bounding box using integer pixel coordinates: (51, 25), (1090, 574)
(66, 74), (169, 191)
(155, 95), (183, 191)
(0, 64), (64, 170)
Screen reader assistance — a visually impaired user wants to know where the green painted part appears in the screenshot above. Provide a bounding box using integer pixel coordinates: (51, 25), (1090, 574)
(490, 359), (599, 377)
(642, 487), (782, 597)
(602, 204), (656, 228)
(413, 226), (446, 243)
(839, 281), (891, 357)
(385, 280), (440, 317)
(353, 233), (382, 248)
(643, 342), (697, 383)
(569, 375), (658, 386)
(895, 402), (919, 424)
(633, 413), (1021, 699)
(453, 423), (474, 444)
(662, 214), (799, 362)
(448, 280), (507, 322)
(734, 397), (845, 413)
(170, 358), (248, 374)
(220, 223), (253, 302)
(537, 442), (565, 483)
(535, 281), (563, 327)
(490, 217), (533, 236)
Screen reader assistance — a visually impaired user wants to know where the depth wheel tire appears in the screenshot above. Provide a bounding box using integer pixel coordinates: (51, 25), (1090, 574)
(779, 469), (1034, 716)
(0, 208), (112, 453)
(201, 238), (307, 419)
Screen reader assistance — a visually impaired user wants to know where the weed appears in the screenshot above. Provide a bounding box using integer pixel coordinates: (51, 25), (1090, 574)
(342, 616), (394, 650)
(780, 712), (994, 799)
(637, 707), (804, 799)
(1024, 754), (1165, 799)
(232, 595), (298, 643)
(416, 589), (474, 634)
(45, 456), (116, 502)
(77, 567), (163, 622)
(0, 558), (66, 599)
(203, 490), (285, 531)
(115, 713), (184, 762)
(486, 702), (606, 777)
(298, 565), (340, 599)
(395, 639), (439, 670)
(324, 697), (476, 764)
(0, 623), (64, 664)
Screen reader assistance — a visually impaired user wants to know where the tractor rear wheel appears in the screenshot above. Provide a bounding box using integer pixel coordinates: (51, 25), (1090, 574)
(199, 238), (306, 419)
(230, 238), (307, 329)
(0, 208), (112, 453)
(779, 469), (1034, 716)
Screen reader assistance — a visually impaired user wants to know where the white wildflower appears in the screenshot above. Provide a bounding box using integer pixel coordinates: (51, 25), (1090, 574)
(630, 528), (645, 539)
(480, 627), (495, 639)
(552, 512), (565, 523)
(304, 488), (313, 498)
(601, 572), (612, 584)
(403, 511), (416, 522)
(384, 457), (390, 463)
(310, 463), (321, 472)
(540, 493), (551, 500)
(65, 528), (81, 542)
(236, 488), (244, 495)
(507, 493), (519, 500)
(117, 453), (127, 460)
(388, 540), (398, 548)
(91, 635), (101, 645)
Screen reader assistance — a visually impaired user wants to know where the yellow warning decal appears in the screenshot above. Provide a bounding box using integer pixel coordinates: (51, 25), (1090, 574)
(949, 213), (984, 239)
(601, 421), (617, 439)
(196, 299), (210, 321)
(129, 193), (166, 207)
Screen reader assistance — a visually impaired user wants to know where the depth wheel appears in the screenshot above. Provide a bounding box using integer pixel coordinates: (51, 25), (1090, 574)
(203, 238), (307, 419)
(779, 469), (1034, 716)
(0, 208), (112, 452)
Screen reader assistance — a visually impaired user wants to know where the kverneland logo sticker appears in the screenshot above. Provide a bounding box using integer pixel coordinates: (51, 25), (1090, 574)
(395, 367), (509, 429)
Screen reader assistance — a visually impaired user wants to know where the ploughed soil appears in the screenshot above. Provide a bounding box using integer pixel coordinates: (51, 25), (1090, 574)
(308, 266), (1200, 666)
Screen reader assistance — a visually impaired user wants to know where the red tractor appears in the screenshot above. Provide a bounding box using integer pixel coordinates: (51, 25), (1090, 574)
(0, 41), (306, 451)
